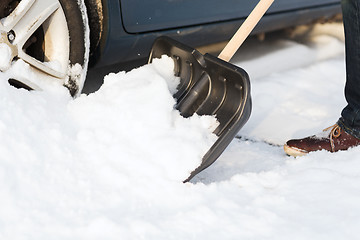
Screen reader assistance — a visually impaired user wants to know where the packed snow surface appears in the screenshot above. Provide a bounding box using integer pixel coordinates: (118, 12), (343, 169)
(1, 23), (358, 239)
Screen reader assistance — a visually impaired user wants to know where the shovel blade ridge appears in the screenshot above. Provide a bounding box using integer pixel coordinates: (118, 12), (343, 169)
(149, 36), (252, 182)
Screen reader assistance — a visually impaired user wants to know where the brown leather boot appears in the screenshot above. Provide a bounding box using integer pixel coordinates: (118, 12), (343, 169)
(284, 124), (360, 157)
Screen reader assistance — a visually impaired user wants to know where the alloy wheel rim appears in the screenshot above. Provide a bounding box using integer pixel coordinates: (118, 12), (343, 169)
(0, 0), (70, 90)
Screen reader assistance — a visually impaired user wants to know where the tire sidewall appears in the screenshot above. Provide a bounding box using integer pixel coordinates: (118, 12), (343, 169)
(59, 0), (89, 96)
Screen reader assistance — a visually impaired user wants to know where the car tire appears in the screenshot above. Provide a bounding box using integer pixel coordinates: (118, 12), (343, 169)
(0, 0), (89, 96)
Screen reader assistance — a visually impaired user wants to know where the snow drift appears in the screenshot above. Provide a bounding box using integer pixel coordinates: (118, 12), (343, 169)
(1, 22), (359, 240)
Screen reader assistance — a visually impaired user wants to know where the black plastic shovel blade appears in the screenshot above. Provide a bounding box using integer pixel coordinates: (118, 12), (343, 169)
(149, 36), (252, 182)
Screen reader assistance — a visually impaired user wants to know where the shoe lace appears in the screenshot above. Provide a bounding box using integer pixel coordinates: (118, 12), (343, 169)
(323, 124), (342, 152)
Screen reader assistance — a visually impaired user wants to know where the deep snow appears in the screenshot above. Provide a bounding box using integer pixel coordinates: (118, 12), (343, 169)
(1, 22), (359, 239)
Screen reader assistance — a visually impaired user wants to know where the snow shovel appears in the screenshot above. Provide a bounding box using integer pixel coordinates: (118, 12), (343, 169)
(149, 0), (274, 182)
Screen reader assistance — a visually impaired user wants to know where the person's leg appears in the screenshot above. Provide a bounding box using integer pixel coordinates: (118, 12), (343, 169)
(284, 0), (360, 157)
(338, 0), (360, 138)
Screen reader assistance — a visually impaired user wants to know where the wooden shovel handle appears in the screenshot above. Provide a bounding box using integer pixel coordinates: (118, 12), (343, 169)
(218, 0), (274, 62)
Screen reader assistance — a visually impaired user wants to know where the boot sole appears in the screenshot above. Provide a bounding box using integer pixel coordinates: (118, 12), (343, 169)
(283, 144), (308, 157)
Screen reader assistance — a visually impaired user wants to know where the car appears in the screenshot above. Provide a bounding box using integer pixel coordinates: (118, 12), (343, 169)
(0, 0), (341, 96)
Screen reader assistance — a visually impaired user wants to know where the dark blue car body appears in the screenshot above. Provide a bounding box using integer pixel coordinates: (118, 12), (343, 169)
(91, 0), (341, 68)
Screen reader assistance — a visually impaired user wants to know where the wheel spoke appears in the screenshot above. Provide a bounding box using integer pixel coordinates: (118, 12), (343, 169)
(0, 21), (4, 32)
(8, 0), (60, 48)
(1, 0), (35, 32)
(18, 51), (66, 79)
